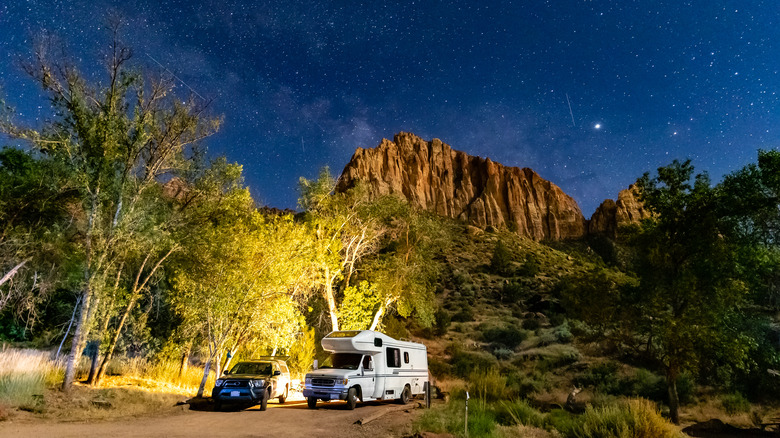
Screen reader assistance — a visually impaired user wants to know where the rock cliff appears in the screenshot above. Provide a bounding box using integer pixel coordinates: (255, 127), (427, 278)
(588, 184), (651, 237)
(336, 132), (588, 241)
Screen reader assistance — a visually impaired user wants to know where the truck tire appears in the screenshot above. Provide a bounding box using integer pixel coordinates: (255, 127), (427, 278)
(399, 385), (411, 405)
(259, 389), (269, 411)
(307, 397), (318, 409)
(278, 385), (288, 404)
(346, 387), (357, 410)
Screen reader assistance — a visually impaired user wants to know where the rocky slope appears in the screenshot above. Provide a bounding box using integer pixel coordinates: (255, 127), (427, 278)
(336, 132), (588, 241)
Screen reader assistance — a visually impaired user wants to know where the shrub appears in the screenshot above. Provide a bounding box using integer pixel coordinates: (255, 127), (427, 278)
(575, 362), (621, 395)
(572, 398), (685, 438)
(522, 318), (541, 331)
(490, 240), (513, 276)
(481, 325), (528, 349)
(492, 348), (513, 360)
(721, 392), (751, 414)
(428, 357), (452, 378)
(469, 368), (507, 402)
(502, 281), (526, 303)
(414, 397), (497, 438)
(519, 253), (541, 277)
(0, 348), (62, 410)
(495, 399), (546, 427)
(451, 350), (498, 378)
(552, 321), (573, 343)
(433, 308), (452, 336)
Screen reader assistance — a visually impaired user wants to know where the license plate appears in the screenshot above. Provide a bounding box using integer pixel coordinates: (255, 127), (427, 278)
(231, 391), (240, 397)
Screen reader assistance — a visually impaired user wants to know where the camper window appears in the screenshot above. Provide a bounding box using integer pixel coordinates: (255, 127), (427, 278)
(362, 355), (373, 371)
(386, 347), (401, 368)
(404, 352), (410, 364)
(323, 353), (362, 370)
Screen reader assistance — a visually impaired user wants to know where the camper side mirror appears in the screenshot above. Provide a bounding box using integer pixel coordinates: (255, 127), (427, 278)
(374, 338), (382, 347)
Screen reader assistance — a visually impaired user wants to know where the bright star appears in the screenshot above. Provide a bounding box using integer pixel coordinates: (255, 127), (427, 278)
(594, 123), (602, 129)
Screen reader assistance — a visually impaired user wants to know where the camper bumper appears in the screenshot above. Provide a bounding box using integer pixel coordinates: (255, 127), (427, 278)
(303, 377), (350, 400)
(302, 387), (349, 401)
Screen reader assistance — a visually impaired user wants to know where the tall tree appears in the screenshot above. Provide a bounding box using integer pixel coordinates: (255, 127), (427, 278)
(1, 22), (220, 390)
(629, 160), (750, 423)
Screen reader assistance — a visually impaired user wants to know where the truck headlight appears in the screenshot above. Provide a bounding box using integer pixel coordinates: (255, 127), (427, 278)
(215, 379), (224, 387)
(337, 378), (348, 385)
(250, 379), (265, 387)
(305, 377), (312, 386)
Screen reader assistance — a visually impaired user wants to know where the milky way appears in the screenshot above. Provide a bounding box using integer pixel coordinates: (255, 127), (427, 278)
(1, 0), (778, 215)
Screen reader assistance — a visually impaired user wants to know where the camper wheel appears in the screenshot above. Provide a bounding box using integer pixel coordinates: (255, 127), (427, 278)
(346, 387), (358, 410)
(399, 385), (412, 404)
(307, 397), (318, 409)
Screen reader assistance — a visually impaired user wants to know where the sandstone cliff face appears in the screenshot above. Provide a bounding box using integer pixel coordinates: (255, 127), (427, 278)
(336, 132), (587, 241)
(588, 184), (651, 237)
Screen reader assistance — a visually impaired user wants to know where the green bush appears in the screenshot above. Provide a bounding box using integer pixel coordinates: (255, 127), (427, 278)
(546, 408), (580, 436)
(519, 253), (541, 277)
(490, 240), (513, 276)
(575, 361), (621, 394)
(451, 350), (498, 378)
(501, 281), (525, 303)
(571, 399), (685, 438)
(495, 399), (546, 427)
(429, 357), (452, 378)
(721, 392), (751, 414)
(522, 318), (541, 331)
(481, 325), (528, 349)
(469, 368), (507, 402)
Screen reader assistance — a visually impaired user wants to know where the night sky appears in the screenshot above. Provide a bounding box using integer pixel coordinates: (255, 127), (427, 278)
(2, 1), (778, 215)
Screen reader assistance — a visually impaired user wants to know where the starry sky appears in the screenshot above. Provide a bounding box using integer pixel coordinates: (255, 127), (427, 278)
(1, 0), (778, 215)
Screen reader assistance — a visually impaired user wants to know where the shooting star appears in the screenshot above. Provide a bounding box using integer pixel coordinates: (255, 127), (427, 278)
(566, 93), (576, 127)
(301, 137), (306, 153)
(146, 53), (206, 101)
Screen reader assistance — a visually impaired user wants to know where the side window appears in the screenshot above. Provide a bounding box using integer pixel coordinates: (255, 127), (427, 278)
(362, 355), (373, 371)
(403, 351), (410, 364)
(386, 347), (401, 368)
(280, 363), (289, 374)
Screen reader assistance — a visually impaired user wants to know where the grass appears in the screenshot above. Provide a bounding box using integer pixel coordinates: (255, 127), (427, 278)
(415, 396), (686, 438)
(0, 346), (216, 422)
(0, 346), (62, 411)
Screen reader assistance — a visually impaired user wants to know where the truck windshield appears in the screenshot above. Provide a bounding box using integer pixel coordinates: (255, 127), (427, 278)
(322, 353), (362, 370)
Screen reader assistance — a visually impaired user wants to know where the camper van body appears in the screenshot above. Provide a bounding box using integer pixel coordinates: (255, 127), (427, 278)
(303, 330), (428, 408)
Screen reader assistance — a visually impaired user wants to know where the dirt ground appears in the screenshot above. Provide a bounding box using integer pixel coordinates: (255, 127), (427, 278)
(0, 397), (426, 438)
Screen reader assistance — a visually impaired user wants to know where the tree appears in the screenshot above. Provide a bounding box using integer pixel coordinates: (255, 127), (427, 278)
(1, 23), (220, 390)
(298, 168), (385, 332)
(628, 160), (750, 423)
(171, 165), (311, 397)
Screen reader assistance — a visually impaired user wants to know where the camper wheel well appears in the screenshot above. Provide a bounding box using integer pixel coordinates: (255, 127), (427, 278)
(352, 384), (363, 402)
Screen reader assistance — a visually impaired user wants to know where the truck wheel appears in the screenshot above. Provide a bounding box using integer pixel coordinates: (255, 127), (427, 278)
(278, 385), (288, 404)
(399, 385), (411, 405)
(307, 397), (318, 409)
(346, 387), (357, 410)
(259, 389), (269, 411)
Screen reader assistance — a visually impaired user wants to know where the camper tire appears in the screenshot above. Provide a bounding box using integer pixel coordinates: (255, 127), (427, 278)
(346, 387), (358, 410)
(259, 389), (269, 411)
(399, 385), (412, 404)
(278, 385), (288, 404)
(307, 397), (318, 409)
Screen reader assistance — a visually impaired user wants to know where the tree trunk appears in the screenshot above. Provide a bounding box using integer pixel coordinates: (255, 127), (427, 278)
(62, 287), (91, 390)
(94, 291), (140, 385)
(222, 346), (239, 374)
(197, 356), (213, 398)
(667, 367), (680, 424)
(178, 344), (191, 378)
(87, 265), (121, 386)
(324, 266), (339, 332)
(215, 351), (224, 380)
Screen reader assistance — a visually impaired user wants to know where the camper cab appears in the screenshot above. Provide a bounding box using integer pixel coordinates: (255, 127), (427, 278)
(303, 330), (428, 409)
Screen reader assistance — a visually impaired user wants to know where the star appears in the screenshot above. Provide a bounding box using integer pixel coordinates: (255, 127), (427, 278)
(594, 123), (602, 130)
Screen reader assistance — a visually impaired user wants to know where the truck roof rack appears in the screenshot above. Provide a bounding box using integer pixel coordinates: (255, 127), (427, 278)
(250, 355), (290, 361)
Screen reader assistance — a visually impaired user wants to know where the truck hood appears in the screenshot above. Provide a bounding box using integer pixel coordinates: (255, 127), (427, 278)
(306, 368), (356, 379)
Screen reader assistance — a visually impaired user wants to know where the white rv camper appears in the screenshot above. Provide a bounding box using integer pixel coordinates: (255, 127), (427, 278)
(303, 330), (429, 409)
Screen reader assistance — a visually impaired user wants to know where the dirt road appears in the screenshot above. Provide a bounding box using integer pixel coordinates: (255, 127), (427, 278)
(0, 398), (423, 438)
